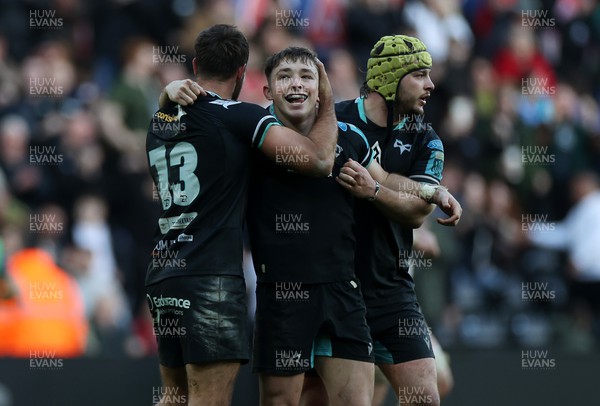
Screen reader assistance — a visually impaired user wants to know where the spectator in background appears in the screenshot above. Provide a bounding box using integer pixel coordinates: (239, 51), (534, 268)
(327, 48), (362, 102)
(71, 195), (132, 356)
(0, 0), (597, 362)
(0, 115), (51, 207)
(492, 17), (556, 88)
(0, 33), (20, 110)
(345, 0), (406, 69)
(527, 172), (600, 343)
(403, 0), (474, 66)
(110, 37), (159, 135)
(0, 247), (88, 357)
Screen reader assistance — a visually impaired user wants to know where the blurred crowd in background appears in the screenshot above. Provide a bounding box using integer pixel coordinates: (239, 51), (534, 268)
(0, 0), (599, 359)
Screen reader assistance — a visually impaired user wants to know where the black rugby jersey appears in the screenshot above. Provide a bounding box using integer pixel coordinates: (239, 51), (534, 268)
(145, 92), (279, 285)
(248, 106), (372, 284)
(336, 97), (445, 305)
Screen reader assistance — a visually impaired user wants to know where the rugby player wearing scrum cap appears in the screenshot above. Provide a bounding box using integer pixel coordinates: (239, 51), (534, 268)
(331, 34), (461, 405)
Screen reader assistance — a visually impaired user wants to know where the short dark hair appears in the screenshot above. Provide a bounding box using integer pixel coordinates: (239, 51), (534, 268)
(194, 24), (249, 80)
(359, 82), (372, 98)
(264, 47), (318, 83)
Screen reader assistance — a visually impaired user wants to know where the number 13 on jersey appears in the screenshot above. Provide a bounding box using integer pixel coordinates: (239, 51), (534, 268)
(148, 142), (200, 209)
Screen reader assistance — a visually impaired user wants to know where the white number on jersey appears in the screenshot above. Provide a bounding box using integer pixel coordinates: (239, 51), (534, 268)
(148, 142), (200, 209)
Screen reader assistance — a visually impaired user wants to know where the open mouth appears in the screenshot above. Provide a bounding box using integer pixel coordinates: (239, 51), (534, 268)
(285, 94), (308, 104)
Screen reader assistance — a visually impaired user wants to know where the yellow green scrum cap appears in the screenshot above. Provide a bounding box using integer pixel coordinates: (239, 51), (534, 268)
(366, 35), (433, 102)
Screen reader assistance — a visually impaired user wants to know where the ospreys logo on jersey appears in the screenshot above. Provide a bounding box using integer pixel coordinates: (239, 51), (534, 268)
(152, 104), (187, 138)
(209, 99), (242, 109)
(371, 141), (382, 164)
(335, 144), (343, 158)
(393, 139), (412, 155)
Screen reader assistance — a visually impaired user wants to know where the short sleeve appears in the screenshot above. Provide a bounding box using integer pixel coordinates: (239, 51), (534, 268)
(217, 101), (281, 149)
(337, 121), (373, 168)
(409, 134), (444, 184)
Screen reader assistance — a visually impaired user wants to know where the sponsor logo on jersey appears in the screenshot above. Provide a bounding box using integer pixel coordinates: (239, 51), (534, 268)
(425, 150), (444, 180)
(158, 212), (198, 234)
(154, 112), (178, 123)
(153, 105), (187, 136)
(177, 233), (193, 242)
(427, 139), (443, 151)
(146, 294), (191, 312)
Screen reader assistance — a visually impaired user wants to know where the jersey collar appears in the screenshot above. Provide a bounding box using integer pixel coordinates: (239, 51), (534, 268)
(206, 91), (223, 99)
(355, 97), (406, 131)
(268, 104), (284, 125)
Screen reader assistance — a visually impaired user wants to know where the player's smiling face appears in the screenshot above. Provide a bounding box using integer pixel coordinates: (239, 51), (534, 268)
(396, 69), (434, 116)
(265, 58), (319, 122)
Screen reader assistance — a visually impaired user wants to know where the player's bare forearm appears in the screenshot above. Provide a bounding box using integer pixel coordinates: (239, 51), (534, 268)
(366, 161), (433, 226)
(339, 159), (461, 227)
(377, 179), (462, 227)
(304, 58), (337, 174)
(374, 185), (433, 228)
(369, 159), (461, 226)
(337, 159), (430, 227)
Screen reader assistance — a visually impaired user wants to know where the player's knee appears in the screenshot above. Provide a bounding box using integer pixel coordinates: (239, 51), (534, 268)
(261, 392), (300, 406)
(260, 384), (301, 406)
(397, 385), (440, 406)
(328, 382), (373, 406)
(339, 392), (373, 406)
(437, 373), (453, 399)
